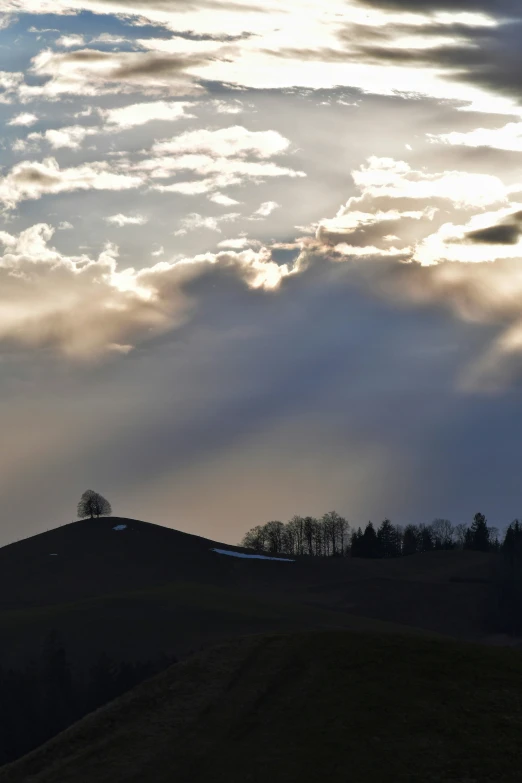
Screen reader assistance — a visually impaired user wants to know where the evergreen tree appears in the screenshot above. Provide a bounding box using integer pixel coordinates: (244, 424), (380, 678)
(377, 519), (398, 558)
(469, 512), (490, 552)
(350, 527), (363, 557)
(361, 522), (379, 558)
(402, 524), (419, 556)
(419, 524), (434, 552)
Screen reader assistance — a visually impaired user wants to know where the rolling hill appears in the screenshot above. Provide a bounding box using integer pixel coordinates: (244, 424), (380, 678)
(2, 629), (522, 783)
(0, 516), (503, 671)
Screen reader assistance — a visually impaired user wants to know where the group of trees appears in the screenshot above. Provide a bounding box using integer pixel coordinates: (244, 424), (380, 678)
(242, 512), (350, 558)
(241, 512), (505, 558)
(0, 632), (175, 768)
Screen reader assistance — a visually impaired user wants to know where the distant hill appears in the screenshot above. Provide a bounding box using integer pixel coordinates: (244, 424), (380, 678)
(0, 517), (502, 670)
(2, 629), (522, 783)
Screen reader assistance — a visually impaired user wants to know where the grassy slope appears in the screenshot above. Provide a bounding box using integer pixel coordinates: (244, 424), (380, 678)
(2, 630), (522, 783)
(0, 578), (434, 668)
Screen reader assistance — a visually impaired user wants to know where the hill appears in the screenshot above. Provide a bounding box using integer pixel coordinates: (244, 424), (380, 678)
(2, 629), (522, 783)
(0, 517), (502, 671)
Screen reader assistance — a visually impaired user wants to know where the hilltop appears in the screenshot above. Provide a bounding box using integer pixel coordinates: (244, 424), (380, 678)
(2, 629), (522, 783)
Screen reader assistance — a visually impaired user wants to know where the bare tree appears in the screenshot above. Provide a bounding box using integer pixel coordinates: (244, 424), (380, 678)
(264, 520), (285, 554)
(77, 490), (112, 520)
(303, 516), (317, 556)
(241, 525), (267, 552)
(430, 518), (455, 550)
(453, 523), (468, 549)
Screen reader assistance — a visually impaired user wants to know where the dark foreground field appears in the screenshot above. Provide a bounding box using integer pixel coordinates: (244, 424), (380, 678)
(2, 630), (522, 783)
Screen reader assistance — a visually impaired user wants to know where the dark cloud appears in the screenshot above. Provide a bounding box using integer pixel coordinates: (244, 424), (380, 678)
(58, 48), (207, 79)
(354, 0), (521, 14)
(110, 53), (204, 79)
(465, 211), (522, 245)
(351, 20), (522, 102)
(267, 13), (522, 104)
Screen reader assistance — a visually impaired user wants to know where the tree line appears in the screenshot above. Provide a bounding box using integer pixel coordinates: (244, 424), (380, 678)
(240, 512), (505, 558)
(0, 632), (176, 768)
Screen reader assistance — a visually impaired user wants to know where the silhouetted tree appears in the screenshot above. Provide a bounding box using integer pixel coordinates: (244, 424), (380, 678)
(242, 525), (267, 552)
(361, 522), (379, 558)
(454, 523), (469, 550)
(264, 521), (285, 554)
(77, 490), (112, 519)
(468, 513), (490, 552)
(419, 524), (434, 552)
(497, 521), (522, 634)
(430, 519), (455, 550)
(350, 527), (363, 557)
(377, 519), (400, 558)
(489, 527), (501, 553)
(303, 516), (317, 556)
(402, 524), (419, 556)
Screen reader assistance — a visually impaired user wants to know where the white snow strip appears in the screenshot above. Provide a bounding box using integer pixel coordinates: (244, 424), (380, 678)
(113, 524), (127, 531)
(210, 548), (295, 562)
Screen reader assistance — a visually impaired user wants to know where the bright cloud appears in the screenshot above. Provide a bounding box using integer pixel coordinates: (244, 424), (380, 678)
(251, 201), (280, 218)
(105, 213), (148, 226)
(100, 100), (195, 129)
(151, 126), (291, 159)
(432, 122), (522, 153)
(7, 112), (38, 126)
(0, 157), (143, 208)
(28, 124), (98, 149)
(173, 211), (240, 236)
(56, 34), (85, 47)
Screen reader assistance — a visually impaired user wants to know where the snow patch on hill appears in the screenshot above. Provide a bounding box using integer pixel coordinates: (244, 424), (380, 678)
(211, 548), (295, 562)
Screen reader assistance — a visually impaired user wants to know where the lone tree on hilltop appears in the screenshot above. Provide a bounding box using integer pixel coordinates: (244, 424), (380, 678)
(77, 490), (112, 519)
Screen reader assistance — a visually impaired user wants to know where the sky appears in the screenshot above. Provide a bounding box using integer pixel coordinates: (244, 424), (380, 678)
(1, 0), (522, 545)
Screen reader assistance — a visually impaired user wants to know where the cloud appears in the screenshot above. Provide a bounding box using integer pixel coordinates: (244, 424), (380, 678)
(464, 211), (522, 245)
(21, 48), (207, 99)
(344, 12), (522, 108)
(0, 71), (24, 103)
(354, 0), (519, 14)
(351, 156), (510, 209)
(7, 112), (38, 126)
(432, 122), (522, 153)
(99, 125), (304, 198)
(0, 222), (295, 358)
(208, 192), (241, 206)
(217, 236), (260, 248)
(151, 125), (291, 159)
(173, 211), (240, 235)
(56, 34), (85, 47)
(28, 124), (98, 149)
(0, 157), (143, 208)
(100, 99), (195, 128)
(251, 200), (280, 218)
(137, 125), (305, 195)
(105, 213), (148, 226)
